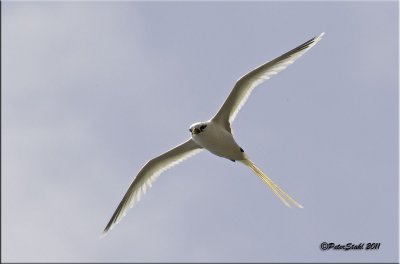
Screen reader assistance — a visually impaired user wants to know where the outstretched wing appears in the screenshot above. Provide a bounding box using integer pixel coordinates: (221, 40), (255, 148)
(103, 139), (202, 235)
(212, 32), (325, 131)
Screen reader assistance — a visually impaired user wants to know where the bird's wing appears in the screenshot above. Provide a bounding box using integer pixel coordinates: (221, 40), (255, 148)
(212, 32), (324, 131)
(103, 138), (202, 235)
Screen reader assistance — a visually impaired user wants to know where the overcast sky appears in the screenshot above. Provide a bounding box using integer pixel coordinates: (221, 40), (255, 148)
(2, 1), (398, 263)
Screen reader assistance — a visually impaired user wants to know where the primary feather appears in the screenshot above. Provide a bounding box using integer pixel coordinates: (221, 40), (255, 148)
(103, 139), (202, 235)
(213, 32), (325, 131)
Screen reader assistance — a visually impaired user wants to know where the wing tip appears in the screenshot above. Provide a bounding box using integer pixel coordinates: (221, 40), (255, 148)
(302, 32), (324, 51)
(315, 32), (325, 41)
(100, 226), (111, 238)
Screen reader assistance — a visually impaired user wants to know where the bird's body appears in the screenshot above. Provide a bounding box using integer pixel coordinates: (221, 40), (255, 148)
(103, 32), (325, 235)
(190, 120), (244, 161)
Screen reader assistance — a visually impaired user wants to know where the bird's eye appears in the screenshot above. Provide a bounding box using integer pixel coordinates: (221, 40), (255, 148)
(200, 124), (207, 130)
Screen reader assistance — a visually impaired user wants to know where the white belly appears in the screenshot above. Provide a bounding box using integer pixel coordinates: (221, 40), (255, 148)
(191, 121), (245, 161)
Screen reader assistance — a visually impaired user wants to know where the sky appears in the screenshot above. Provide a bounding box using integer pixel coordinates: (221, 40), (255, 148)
(2, 1), (398, 263)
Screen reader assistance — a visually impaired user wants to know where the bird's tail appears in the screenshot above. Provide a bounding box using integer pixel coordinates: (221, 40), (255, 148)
(240, 158), (303, 208)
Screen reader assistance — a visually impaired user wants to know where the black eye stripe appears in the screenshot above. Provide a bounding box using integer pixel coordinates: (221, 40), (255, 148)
(200, 124), (207, 130)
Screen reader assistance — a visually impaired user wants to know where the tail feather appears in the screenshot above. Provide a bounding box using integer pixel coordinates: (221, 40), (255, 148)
(240, 159), (303, 208)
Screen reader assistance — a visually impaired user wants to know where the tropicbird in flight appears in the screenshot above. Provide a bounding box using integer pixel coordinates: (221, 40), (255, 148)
(103, 32), (325, 235)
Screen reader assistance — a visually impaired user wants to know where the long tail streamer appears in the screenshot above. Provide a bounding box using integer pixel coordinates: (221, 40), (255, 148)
(240, 159), (303, 208)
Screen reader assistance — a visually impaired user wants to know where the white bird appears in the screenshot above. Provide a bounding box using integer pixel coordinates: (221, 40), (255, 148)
(103, 32), (325, 235)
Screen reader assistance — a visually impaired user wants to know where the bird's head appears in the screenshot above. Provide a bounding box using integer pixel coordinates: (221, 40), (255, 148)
(189, 122), (208, 135)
